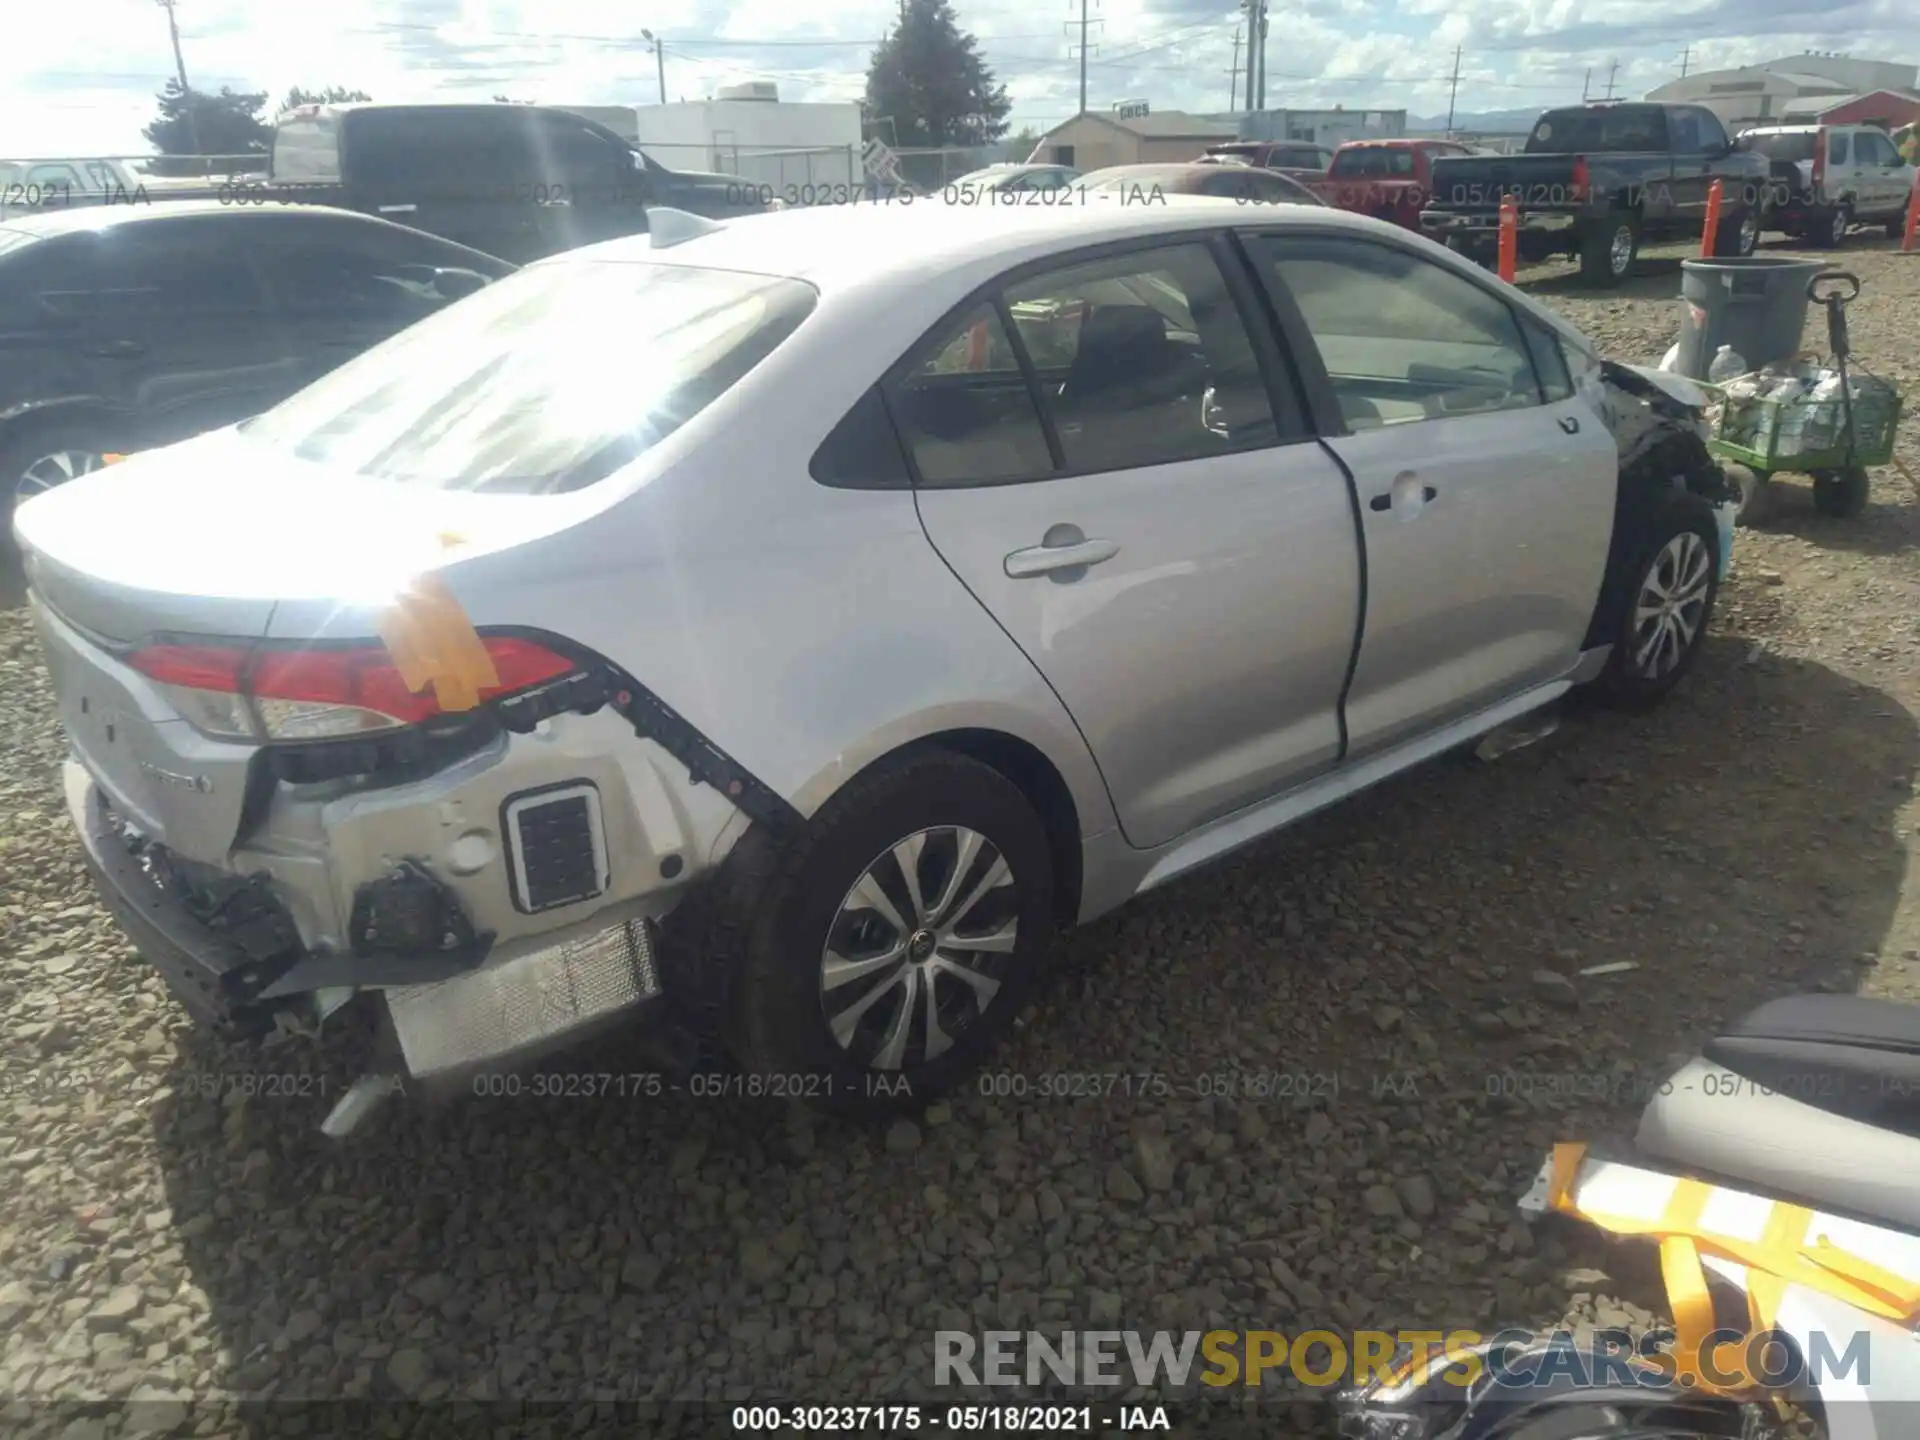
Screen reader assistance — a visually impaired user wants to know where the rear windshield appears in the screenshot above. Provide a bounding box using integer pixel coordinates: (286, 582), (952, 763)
(1736, 131), (1816, 163)
(272, 114), (343, 183)
(239, 260), (818, 493)
(0, 228), (38, 259)
(1526, 106), (1668, 153)
(1329, 147), (1416, 178)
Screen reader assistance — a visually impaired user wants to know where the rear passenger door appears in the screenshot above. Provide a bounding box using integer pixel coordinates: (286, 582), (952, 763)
(1243, 231), (1618, 757)
(897, 237), (1363, 850)
(525, 112), (640, 252)
(73, 217), (301, 445)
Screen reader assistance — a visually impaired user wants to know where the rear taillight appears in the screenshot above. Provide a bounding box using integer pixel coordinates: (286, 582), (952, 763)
(1570, 156), (1589, 201)
(128, 635), (578, 743)
(1812, 128), (1827, 191)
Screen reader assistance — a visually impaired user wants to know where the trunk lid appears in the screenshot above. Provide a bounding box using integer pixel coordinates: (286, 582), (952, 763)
(16, 426), (581, 863)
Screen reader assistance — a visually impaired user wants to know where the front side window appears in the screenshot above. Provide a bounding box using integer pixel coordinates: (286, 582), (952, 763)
(240, 261), (817, 493)
(254, 219), (504, 321)
(1251, 236), (1541, 430)
(1829, 131), (1851, 166)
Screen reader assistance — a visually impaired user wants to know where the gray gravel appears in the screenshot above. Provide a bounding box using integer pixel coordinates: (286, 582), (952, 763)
(4, 235), (1919, 1437)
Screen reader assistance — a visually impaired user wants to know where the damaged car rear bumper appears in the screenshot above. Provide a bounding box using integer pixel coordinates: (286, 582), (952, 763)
(66, 760), (683, 1106)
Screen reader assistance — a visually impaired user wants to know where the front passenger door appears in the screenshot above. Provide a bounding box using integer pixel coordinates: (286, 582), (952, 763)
(899, 239), (1362, 849)
(1244, 232), (1618, 757)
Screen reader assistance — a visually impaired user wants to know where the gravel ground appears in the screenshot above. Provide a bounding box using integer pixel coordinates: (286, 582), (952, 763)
(4, 235), (1920, 1439)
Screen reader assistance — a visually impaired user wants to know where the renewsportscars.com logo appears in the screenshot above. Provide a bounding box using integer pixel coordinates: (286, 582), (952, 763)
(933, 1327), (1872, 1392)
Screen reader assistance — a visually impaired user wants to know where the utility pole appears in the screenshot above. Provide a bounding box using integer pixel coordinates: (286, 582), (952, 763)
(1444, 45), (1463, 136)
(1228, 26), (1241, 112)
(1255, 0), (1269, 110)
(1603, 59), (1619, 100)
(1582, 67), (1591, 101)
(1066, 0), (1099, 116)
(641, 29), (666, 104)
(1678, 46), (1692, 78)
(1241, 0), (1266, 114)
(154, 0), (203, 170)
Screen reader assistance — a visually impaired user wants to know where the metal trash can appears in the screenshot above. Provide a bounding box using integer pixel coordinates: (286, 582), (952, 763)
(1673, 256), (1832, 381)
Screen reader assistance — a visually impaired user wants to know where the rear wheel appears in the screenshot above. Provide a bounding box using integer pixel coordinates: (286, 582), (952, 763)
(1817, 202), (1852, 248)
(1586, 494), (1720, 709)
(1578, 212), (1640, 287)
(1891, 215), (1910, 241)
(1810, 466), (1870, 518)
(723, 752), (1056, 1114)
(1714, 205), (1759, 257)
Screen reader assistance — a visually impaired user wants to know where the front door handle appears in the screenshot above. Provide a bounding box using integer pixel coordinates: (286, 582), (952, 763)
(1004, 537), (1120, 578)
(1369, 473), (1437, 513)
(1559, 414), (1581, 434)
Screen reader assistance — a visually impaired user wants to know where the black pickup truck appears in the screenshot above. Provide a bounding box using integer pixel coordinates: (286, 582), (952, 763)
(1419, 102), (1776, 287)
(140, 103), (775, 263)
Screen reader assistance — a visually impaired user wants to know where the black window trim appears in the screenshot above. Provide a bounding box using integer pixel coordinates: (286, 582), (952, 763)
(875, 228), (1318, 492)
(1236, 224), (1564, 435)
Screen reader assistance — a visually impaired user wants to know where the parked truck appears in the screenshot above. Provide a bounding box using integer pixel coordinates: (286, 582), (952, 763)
(1419, 102), (1775, 287)
(9, 104), (776, 264)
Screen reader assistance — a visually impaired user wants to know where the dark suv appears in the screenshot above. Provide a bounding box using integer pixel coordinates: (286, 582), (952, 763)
(0, 201), (514, 517)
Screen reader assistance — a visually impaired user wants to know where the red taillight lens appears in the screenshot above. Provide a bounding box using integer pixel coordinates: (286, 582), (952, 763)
(1812, 129), (1827, 190)
(129, 635), (579, 742)
(1570, 156), (1589, 201)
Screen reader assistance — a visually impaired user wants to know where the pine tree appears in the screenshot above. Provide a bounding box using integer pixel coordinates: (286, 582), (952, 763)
(864, 0), (1012, 148)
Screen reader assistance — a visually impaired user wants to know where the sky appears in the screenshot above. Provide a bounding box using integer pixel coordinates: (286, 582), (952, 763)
(6, 0), (1915, 160)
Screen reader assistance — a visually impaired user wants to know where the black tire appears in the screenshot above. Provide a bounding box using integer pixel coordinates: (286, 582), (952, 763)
(719, 751), (1056, 1115)
(1810, 466), (1870, 518)
(1890, 216), (1909, 241)
(1723, 461), (1777, 528)
(1578, 212), (1640, 287)
(1713, 204), (1758, 257)
(1, 413), (134, 527)
(1816, 202), (1851, 249)
(1586, 493), (1720, 709)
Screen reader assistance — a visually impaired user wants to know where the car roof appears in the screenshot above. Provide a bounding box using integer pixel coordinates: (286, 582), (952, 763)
(0, 199), (507, 260)
(546, 192), (1373, 289)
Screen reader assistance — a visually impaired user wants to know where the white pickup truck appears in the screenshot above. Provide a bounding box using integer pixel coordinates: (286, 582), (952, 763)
(1735, 123), (1917, 247)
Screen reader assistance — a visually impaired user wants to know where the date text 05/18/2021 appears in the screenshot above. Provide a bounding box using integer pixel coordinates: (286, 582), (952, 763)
(729, 1404), (1174, 1431)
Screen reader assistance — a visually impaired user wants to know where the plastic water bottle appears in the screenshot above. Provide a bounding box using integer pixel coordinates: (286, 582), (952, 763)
(1708, 344), (1746, 383)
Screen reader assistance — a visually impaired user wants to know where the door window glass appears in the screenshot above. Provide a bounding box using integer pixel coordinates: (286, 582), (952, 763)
(535, 117), (623, 195)
(1253, 236), (1540, 430)
(95, 223), (263, 316)
(1829, 131), (1851, 166)
(886, 304), (1054, 486)
(1520, 318), (1574, 403)
(254, 217), (499, 322)
(1003, 242), (1279, 470)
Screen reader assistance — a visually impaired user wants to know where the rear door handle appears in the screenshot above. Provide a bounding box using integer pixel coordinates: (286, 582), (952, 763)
(1369, 478), (1437, 512)
(1004, 537), (1120, 578)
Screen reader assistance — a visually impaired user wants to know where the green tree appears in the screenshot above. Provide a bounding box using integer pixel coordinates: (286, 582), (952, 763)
(1007, 126), (1040, 158)
(142, 80), (271, 175)
(864, 0), (1011, 147)
(282, 86), (372, 111)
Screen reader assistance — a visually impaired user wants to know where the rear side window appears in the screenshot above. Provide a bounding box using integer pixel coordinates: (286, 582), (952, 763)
(239, 261), (817, 493)
(1331, 148), (1415, 178)
(811, 386), (910, 489)
(273, 114), (343, 183)
(1736, 132), (1815, 164)
(1828, 131), (1851, 166)
(346, 109), (535, 192)
(886, 304), (1054, 486)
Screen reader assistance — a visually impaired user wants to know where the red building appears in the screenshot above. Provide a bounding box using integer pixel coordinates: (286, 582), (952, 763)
(1789, 89), (1920, 129)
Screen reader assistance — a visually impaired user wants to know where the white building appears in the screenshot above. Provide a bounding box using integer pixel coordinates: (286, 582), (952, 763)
(560, 86), (862, 189)
(1644, 52), (1919, 132)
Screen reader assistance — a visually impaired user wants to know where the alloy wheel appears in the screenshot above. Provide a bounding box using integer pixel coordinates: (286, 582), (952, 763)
(1738, 210), (1759, 255)
(818, 826), (1019, 1071)
(1828, 206), (1850, 248)
(16, 449), (105, 504)
(1630, 532), (1712, 680)
(1609, 224), (1635, 276)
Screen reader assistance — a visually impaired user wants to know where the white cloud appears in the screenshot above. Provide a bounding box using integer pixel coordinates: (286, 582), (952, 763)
(5, 0), (1915, 157)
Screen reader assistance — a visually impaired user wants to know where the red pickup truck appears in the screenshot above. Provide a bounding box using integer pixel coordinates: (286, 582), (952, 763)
(1306, 138), (1478, 229)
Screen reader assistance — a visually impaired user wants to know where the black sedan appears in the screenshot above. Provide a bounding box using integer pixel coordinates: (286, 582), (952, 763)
(0, 200), (513, 518)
